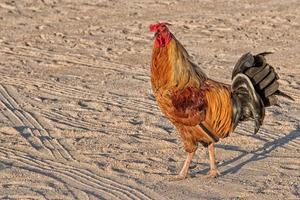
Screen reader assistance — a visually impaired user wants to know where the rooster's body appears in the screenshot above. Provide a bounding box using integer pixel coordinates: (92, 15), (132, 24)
(150, 23), (293, 179)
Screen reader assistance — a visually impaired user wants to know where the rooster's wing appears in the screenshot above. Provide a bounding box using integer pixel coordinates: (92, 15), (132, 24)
(162, 86), (207, 126)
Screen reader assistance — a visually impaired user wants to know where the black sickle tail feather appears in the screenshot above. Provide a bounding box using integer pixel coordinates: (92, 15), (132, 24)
(231, 74), (265, 134)
(231, 52), (294, 134)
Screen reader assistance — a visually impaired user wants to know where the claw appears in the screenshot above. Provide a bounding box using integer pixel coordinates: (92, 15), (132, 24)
(207, 169), (220, 178)
(167, 174), (187, 181)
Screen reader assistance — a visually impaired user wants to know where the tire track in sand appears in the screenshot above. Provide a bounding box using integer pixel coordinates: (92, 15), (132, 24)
(0, 84), (160, 199)
(0, 146), (155, 200)
(0, 75), (160, 115)
(0, 84), (74, 161)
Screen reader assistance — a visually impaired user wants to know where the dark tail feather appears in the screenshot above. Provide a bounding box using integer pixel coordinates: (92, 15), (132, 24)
(231, 52), (293, 133)
(257, 52), (273, 56)
(231, 74), (264, 134)
(232, 52), (293, 106)
(275, 90), (295, 101)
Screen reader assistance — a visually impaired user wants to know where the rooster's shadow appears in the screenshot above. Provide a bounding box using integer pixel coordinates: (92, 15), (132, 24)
(192, 124), (300, 177)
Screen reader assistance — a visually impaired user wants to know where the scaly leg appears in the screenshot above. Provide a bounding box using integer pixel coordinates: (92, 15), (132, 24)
(208, 143), (220, 178)
(169, 152), (194, 181)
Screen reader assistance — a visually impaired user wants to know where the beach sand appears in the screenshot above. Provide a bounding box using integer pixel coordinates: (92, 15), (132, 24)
(0, 0), (299, 199)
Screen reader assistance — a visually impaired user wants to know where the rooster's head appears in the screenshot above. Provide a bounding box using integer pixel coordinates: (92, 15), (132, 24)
(150, 22), (172, 48)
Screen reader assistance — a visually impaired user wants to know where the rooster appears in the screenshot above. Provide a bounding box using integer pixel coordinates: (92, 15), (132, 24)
(149, 22), (293, 180)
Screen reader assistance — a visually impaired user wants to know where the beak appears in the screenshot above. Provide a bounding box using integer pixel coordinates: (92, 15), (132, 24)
(151, 31), (159, 40)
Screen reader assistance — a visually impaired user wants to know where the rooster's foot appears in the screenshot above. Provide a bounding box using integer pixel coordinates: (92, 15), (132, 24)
(207, 169), (220, 178)
(167, 174), (187, 181)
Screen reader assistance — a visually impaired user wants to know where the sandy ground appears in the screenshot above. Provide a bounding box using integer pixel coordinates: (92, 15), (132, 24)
(0, 0), (299, 199)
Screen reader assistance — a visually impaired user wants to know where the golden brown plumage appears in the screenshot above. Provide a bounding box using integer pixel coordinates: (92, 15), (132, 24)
(149, 22), (293, 179)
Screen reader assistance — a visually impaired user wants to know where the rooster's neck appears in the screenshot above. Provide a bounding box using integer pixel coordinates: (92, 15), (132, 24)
(151, 39), (207, 93)
(151, 44), (173, 92)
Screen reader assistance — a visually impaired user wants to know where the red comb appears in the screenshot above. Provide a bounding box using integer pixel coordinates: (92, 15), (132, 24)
(149, 22), (171, 32)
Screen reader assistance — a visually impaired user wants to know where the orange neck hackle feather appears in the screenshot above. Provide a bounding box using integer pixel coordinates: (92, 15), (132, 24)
(151, 33), (207, 94)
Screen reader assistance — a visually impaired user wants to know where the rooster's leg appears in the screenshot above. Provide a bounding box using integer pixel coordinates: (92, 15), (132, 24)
(169, 152), (194, 181)
(208, 143), (220, 178)
(179, 152), (194, 177)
